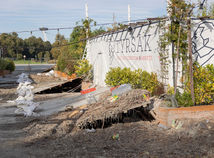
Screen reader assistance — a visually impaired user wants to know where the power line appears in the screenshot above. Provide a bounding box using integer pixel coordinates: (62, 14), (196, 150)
(0, 17), (164, 35)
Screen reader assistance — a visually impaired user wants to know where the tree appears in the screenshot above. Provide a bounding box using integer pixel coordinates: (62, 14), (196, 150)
(0, 32), (24, 58)
(50, 34), (68, 60)
(160, 0), (194, 99)
(38, 52), (43, 62)
(44, 51), (50, 62)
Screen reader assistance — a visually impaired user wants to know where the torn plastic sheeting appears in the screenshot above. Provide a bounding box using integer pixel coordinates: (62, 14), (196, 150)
(17, 73), (32, 83)
(111, 84), (132, 96)
(44, 70), (54, 76)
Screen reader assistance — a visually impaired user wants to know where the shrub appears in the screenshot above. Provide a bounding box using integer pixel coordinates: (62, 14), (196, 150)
(176, 91), (194, 107)
(105, 67), (163, 96)
(5, 58), (15, 72)
(105, 67), (134, 86)
(193, 63), (214, 105)
(0, 58), (15, 72)
(171, 63), (214, 107)
(57, 53), (77, 75)
(0, 59), (7, 70)
(74, 59), (92, 80)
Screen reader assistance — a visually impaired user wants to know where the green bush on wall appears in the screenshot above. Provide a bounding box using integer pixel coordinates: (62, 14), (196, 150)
(105, 67), (163, 96)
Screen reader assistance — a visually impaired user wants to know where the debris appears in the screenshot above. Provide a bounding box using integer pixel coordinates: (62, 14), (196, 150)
(7, 100), (15, 103)
(171, 120), (183, 129)
(112, 134), (119, 140)
(34, 78), (82, 94)
(76, 89), (154, 129)
(109, 95), (119, 102)
(111, 84), (132, 96)
(45, 70), (55, 76)
(65, 105), (74, 111)
(16, 73), (32, 83)
(86, 93), (97, 104)
(14, 73), (39, 116)
(158, 123), (168, 129)
(86, 128), (96, 133)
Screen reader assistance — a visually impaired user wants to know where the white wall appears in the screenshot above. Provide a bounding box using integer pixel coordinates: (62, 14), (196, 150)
(86, 19), (214, 87)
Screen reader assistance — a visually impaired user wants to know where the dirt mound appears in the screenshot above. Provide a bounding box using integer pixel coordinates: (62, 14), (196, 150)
(76, 89), (154, 129)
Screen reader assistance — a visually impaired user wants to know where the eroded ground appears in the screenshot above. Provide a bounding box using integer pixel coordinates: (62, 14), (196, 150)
(1, 74), (214, 158)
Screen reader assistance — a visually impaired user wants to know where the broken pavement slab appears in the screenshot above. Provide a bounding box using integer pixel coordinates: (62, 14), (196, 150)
(33, 78), (82, 94)
(36, 87), (110, 116)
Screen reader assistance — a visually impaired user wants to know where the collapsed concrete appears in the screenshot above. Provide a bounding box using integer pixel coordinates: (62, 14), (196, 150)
(34, 78), (82, 94)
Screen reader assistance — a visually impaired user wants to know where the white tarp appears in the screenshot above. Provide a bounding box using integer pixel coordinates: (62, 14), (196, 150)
(86, 19), (214, 87)
(192, 19), (214, 66)
(87, 22), (162, 86)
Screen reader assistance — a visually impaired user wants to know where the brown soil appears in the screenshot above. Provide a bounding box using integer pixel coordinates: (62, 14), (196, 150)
(1, 74), (214, 157)
(22, 113), (214, 158)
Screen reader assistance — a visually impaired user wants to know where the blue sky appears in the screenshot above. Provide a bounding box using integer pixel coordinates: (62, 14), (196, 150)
(0, 0), (212, 43)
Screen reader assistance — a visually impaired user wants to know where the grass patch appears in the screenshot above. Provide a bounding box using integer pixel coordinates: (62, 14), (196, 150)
(14, 60), (48, 64)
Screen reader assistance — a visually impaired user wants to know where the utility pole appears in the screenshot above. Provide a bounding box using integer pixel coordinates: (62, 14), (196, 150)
(128, 4), (131, 24)
(113, 13), (117, 29)
(85, 3), (89, 38)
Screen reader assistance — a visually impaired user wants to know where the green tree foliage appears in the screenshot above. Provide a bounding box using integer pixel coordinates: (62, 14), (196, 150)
(37, 52), (43, 62)
(171, 63), (214, 106)
(44, 51), (50, 62)
(74, 59), (92, 80)
(192, 63), (214, 105)
(0, 32), (24, 58)
(161, 0), (192, 55)
(50, 34), (68, 60)
(0, 33), (52, 60)
(55, 18), (105, 75)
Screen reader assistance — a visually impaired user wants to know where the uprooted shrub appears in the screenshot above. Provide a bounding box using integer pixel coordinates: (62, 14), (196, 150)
(105, 67), (164, 96)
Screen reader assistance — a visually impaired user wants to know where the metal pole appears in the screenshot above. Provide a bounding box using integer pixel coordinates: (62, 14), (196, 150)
(171, 20), (176, 89)
(85, 3), (89, 38)
(128, 4), (131, 24)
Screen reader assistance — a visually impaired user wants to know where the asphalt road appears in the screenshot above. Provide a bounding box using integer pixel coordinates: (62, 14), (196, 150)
(15, 64), (55, 73)
(0, 64), (55, 87)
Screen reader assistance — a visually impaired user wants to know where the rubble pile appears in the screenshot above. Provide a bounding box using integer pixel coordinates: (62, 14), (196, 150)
(76, 89), (155, 129)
